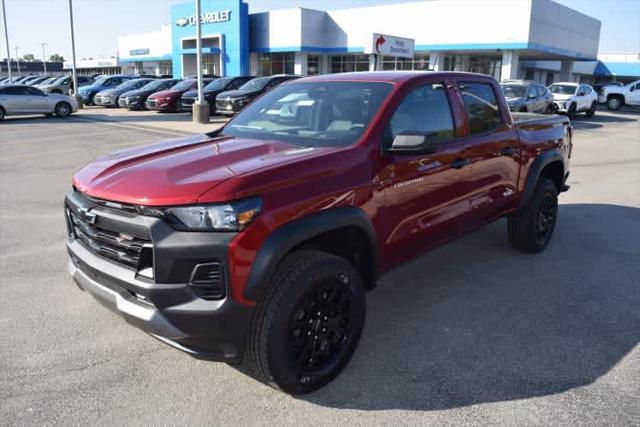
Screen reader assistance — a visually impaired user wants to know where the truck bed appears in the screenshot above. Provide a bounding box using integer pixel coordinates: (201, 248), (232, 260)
(511, 112), (570, 129)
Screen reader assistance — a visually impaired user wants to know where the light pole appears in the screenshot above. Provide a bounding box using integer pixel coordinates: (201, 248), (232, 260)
(41, 42), (47, 75)
(1, 0), (11, 82)
(14, 46), (19, 76)
(192, 0), (209, 124)
(68, 0), (81, 107)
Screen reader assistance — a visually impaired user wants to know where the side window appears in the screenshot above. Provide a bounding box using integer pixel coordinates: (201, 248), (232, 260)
(536, 86), (546, 97)
(6, 86), (28, 95)
(387, 83), (455, 147)
(457, 82), (502, 135)
(25, 87), (44, 96)
(528, 86), (537, 98)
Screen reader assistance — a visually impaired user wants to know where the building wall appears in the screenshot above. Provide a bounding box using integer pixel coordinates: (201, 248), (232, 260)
(250, 8), (302, 52)
(118, 25), (172, 63)
(528, 0), (600, 59)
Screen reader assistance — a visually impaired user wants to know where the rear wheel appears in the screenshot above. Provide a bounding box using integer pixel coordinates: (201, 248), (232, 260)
(54, 101), (72, 117)
(607, 96), (622, 111)
(586, 102), (596, 118)
(508, 178), (558, 253)
(246, 250), (366, 394)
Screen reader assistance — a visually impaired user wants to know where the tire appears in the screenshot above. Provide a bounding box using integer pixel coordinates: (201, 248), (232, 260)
(566, 103), (576, 119)
(54, 101), (72, 117)
(544, 104), (554, 114)
(586, 102), (596, 118)
(246, 250), (366, 394)
(607, 96), (622, 111)
(0, 107), (5, 121)
(519, 106), (528, 113)
(508, 178), (559, 253)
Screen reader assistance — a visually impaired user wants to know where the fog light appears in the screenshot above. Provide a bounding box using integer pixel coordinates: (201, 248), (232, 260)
(189, 262), (226, 300)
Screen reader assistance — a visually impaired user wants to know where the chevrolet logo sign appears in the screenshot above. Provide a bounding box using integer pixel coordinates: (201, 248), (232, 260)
(175, 17), (188, 27)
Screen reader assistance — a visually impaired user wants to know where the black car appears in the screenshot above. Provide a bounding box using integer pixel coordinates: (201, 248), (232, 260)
(215, 75), (300, 115)
(181, 76), (255, 114)
(94, 78), (157, 107)
(501, 80), (554, 113)
(118, 78), (181, 110)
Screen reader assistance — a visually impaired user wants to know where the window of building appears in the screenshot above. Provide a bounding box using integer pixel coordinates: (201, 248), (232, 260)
(330, 55), (369, 73)
(307, 54), (320, 75)
(386, 83), (455, 148)
(457, 82), (502, 135)
(258, 53), (294, 76)
(382, 54), (430, 71)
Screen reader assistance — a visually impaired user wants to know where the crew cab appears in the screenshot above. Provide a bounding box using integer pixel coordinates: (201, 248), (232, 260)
(598, 80), (640, 110)
(548, 82), (597, 118)
(65, 72), (572, 394)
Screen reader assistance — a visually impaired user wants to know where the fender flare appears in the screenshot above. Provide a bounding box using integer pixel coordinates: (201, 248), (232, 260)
(519, 149), (565, 210)
(242, 207), (379, 302)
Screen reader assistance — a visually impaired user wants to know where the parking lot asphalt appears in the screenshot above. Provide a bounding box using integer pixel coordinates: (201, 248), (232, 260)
(1, 108), (639, 425)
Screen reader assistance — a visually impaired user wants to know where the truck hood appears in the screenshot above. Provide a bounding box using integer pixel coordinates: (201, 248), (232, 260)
(73, 134), (337, 206)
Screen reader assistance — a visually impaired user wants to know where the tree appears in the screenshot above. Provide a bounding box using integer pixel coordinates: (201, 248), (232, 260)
(21, 53), (35, 62)
(48, 53), (65, 63)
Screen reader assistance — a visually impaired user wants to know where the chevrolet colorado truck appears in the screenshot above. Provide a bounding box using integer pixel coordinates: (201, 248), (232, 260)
(65, 72), (572, 394)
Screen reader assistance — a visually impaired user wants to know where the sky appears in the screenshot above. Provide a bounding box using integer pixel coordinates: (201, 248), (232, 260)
(1, 0), (639, 61)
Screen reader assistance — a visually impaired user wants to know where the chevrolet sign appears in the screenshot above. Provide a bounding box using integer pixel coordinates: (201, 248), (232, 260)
(175, 10), (231, 27)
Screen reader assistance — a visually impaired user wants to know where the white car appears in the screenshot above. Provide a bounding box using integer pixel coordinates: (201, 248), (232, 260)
(598, 80), (640, 110)
(548, 82), (598, 118)
(0, 84), (78, 121)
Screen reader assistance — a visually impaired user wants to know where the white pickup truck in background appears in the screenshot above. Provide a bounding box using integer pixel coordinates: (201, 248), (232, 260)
(598, 80), (640, 110)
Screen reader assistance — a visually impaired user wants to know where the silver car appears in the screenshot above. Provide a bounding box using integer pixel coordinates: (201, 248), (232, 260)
(0, 84), (78, 121)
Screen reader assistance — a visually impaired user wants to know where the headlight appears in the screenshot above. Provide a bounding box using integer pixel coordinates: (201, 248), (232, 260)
(159, 197), (262, 231)
(234, 96), (249, 105)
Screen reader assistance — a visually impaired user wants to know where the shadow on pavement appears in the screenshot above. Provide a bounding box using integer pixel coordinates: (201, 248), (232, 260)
(302, 203), (639, 411)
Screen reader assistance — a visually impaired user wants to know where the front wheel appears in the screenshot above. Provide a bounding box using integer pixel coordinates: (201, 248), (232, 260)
(586, 102), (596, 118)
(55, 102), (72, 117)
(544, 104), (554, 114)
(566, 103), (577, 119)
(0, 107), (5, 121)
(607, 96), (622, 111)
(508, 178), (558, 253)
(246, 250), (366, 394)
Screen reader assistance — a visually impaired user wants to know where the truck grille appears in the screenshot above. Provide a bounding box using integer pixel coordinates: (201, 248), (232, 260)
(67, 208), (152, 270)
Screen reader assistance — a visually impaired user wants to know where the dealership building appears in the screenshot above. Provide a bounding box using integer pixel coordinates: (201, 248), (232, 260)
(111, 0), (638, 84)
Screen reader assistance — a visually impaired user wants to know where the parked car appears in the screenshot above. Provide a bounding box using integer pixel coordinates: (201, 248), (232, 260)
(118, 78), (181, 110)
(64, 71), (573, 394)
(215, 75), (301, 115)
(548, 82), (597, 118)
(593, 81), (623, 95)
(93, 78), (157, 107)
(181, 76), (255, 114)
(501, 80), (553, 113)
(598, 80), (640, 110)
(12, 75), (34, 84)
(0, 84), (78, 120)
(145, 78), (214, 112)
(40, 75), (95, 95)
(78, 75), (137, 105)
(25, 76), (51, 86)
(35, 76), (62, 87)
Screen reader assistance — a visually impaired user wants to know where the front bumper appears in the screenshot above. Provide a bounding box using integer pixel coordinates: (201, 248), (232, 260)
(64, 190), (253, 362)
(94, 95), (117, 107)
(553, 101), (570, 113)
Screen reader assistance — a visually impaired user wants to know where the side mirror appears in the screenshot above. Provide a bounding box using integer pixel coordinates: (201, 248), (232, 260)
(388, 133), (437, 154)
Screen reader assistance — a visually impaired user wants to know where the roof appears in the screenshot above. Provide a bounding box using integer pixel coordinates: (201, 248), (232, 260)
(298, 71), (495, 84)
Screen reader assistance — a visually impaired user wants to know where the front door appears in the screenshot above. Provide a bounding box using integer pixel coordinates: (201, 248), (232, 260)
(376, 81), (478, 267)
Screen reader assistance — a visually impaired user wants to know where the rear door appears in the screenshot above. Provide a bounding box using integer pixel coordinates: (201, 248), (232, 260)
(24, 86), (50, 112)
(454, 80), (520, 218)
(377, 80), (479, 266)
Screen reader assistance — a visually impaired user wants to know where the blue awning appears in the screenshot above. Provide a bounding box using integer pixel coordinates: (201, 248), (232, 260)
(594, 61), (640, 77)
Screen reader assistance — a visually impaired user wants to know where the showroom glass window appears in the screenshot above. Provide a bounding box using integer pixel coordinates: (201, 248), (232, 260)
(382, 54), (430, 71)
(457, 82), (502, 134)
(330, 55), (369, 73)
(307, 55), (320, 75)
(258, 53), (294, 76)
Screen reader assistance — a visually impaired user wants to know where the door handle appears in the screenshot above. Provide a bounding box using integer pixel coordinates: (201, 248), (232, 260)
(501, 146), (517, 156)
(451, 158), (470, 169)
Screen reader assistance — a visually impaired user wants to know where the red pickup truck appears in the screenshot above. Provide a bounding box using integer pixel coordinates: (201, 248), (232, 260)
(65, 72), (572, 394)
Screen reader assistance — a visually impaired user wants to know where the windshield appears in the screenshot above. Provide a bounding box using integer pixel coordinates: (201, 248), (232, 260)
(549, 84), (577, 95)
(169, 79), (195, 92)
(116, 79), (148, 90)
(237, 77), (271, 91)
(51, 76), (69, 85)
(501, 84), (528, 98)
(93, 76), (109, 86)
(204, 77), (232, 91)
(141, 79), (174, 91)
(222, 81), (393, 148)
